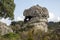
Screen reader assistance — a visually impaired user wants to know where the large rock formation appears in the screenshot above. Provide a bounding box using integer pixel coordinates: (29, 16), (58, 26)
(23, 5), (49, 32)
(0, 22), (13, 35)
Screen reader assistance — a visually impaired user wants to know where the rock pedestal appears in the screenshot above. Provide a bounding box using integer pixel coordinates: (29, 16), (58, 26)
(23, 5), (49, 32)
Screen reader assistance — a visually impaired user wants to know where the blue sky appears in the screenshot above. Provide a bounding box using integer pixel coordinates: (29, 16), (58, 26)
(0, 0), (60, 25)
(14, 0), (60, 21)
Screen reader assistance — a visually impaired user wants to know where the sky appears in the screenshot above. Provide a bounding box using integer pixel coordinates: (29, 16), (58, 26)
(0, 0), (60, 25)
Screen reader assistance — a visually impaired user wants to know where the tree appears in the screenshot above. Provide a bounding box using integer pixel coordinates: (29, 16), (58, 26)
(0, 0), (15, 20)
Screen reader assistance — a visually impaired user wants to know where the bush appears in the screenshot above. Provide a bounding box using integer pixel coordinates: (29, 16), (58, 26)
(2, 33), (20, 40)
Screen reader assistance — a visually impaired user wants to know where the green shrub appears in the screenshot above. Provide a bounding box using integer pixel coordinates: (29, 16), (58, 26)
(2, 33), (20, 40)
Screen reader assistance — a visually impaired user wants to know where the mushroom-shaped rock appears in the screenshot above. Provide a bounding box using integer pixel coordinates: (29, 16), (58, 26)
(23, 5), (49, 32)
(23, 5), (49, 18)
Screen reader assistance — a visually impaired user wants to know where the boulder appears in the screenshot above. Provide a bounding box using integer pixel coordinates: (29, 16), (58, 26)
(23, 5), (49, 18)
(0, 22), (13, 35)
(23, 5), (49, 32)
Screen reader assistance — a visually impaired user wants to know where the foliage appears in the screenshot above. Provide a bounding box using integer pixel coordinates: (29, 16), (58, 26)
(0, 0), (15, 20)
(27, 30), (34, 40)
(0, 21), (60, 40)
(10, 21), (34, 32)
(11, 21), (24, 26)
(10, 21), (24, 33)
(48, 21), (60, 30)
(0, 33), (20, 40)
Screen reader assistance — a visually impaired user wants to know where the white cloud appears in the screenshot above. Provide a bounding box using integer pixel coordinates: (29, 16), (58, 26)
(57, 16), (60, 21)
(0, 16), (24, 25)
(16, 16), (24, 21)
(48, 12), (60, 22)
(48, 12), (55, 21)
(0, 18), (11, 25)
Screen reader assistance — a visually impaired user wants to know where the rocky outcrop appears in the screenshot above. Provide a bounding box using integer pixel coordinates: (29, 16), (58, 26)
(23, 5), (49, 32)
(23, 5), (49, 18)
(0, 22), (13, 35)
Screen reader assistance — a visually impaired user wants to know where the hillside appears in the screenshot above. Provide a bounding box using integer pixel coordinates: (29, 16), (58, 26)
(0, 21), (60, 40)
(0, 4), (60, 40)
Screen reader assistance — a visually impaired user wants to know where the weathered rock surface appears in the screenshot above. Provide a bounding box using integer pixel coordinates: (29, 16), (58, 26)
(23, 5), (49, 32)
(23, 5), (49, 18)
(0, 22), (13, 35)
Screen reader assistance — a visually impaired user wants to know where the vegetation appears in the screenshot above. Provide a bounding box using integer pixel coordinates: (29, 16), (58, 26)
(0, 0), (15, 20)
(10, 21), (24, 33)
(0, 33), (21, 40)
(10, 21), (34, 32)
(0, 17), (60, 40)
(0, 0), (60, 40)
(0, 21), (60, 40)
(0, 28), (60, 40)
(48, 21), (60, 30)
